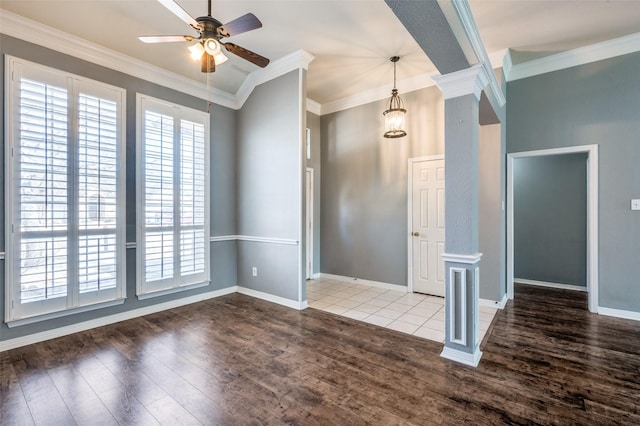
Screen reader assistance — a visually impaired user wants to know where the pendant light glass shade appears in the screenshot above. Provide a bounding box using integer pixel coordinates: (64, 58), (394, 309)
(383, 56), (407, 138)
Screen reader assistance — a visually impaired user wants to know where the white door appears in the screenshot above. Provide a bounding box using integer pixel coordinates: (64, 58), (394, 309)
(411, 159), (445, 296)
(305, 168), (313, 280)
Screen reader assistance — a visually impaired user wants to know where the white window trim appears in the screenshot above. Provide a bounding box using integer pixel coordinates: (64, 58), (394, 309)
(135, 94), (211, 297)
(4, 55), (127, 323)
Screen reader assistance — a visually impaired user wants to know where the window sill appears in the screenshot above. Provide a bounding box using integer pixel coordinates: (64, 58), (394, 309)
(6, 298), (126, 328)
(137, 281), (210, 301)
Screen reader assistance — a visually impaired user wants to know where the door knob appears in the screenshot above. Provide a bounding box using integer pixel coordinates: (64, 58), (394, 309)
(412, 232), (420, 237)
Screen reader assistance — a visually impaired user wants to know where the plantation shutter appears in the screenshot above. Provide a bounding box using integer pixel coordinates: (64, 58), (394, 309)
(6, 57), (126, 322)
(136, 95), (210, 296)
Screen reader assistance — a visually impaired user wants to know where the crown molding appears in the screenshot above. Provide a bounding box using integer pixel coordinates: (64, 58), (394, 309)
(306, 99), (321, 116)
(502, 49), (513, 79)
(432, 64), (489, 100)
(235, 49), (315, 108)
(505, 31), (640, 82)
(488, 48), (507, 71)
(0, 10), (238, 108)
(449, 0), (506, 107)
(0, 10), (314, 111)
(320, 72), (438, 116)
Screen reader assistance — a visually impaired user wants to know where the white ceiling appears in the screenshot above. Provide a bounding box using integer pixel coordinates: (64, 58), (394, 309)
(2, 0), (640, 106)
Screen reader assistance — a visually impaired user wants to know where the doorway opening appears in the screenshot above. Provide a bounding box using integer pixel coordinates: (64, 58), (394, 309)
(507, 145), (599, 312)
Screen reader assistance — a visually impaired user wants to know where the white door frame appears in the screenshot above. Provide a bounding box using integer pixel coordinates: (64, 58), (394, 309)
(407, 155), (444, 293)
(506, 145), (598, 313)
(305, 167), (314, 280)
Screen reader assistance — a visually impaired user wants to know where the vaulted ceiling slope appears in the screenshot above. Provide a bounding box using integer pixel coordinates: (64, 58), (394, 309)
(2, 1), (640, 111)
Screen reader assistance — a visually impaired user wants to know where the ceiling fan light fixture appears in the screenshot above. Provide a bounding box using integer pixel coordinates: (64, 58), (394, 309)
(189, 42), (205, 60)
(383, 56), (407, 139)
(203, 38), (228, 64)
(140, 0), (268, 73)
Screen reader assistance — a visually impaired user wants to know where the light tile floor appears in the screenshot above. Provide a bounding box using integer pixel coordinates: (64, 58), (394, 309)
(307, 278), (498, 343)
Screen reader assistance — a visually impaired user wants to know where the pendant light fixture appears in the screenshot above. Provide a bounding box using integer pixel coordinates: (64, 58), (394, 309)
(383, 56), (407, 138)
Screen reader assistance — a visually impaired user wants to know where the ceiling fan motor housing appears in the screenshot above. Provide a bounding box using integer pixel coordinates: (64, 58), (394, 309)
(197, 16), (224, 39)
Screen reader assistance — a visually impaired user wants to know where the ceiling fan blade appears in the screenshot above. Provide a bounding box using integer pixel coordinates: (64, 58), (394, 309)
(156, 0), (201, 30)
(224, 42), (270, 68)
(218, 13), (262, 38)
(138, 35), (195, 43)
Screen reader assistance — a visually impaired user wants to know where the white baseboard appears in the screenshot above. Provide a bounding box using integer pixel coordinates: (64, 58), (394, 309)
(515, 278), (587, 292)
(441, 346), (482, 367)
(0, 286), (237, 352)
(317, 273), (408, 293)
(479, 293), (508, 309)
(311, 273), (322, 280)
(597, 306), (640, 321)
(236, 286), (306, 310)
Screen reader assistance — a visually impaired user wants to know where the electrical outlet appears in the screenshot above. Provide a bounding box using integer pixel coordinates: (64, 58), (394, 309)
(632, 199), (640, 211)
(252, 267), (258, 277)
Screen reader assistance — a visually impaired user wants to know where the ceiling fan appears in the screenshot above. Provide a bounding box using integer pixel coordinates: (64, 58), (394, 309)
(139, 0), (270, 73)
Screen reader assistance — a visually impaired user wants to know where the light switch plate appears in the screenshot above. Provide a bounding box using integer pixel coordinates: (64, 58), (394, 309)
(632, 199), (640, 211)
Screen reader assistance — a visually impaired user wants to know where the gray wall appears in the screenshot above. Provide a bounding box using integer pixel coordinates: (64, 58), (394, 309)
(0, 35), (237, 342)
(507, 51), (640, 311)
(514, 154), (587, 286)
(320, 85), (502, 299)
(306, 111), (322, 275)
(236, 70), (305, 301)
(479, 124), (503, 300)
(320, 86), (445, 286)
(210, 104), (239, 286)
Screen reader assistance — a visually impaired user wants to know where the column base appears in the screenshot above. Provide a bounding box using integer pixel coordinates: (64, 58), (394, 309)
(441, 346), (483, 367)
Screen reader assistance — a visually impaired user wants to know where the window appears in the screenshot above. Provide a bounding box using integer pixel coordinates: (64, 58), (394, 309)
(5, 57), (126, 323)
(136, 95), (210, 296)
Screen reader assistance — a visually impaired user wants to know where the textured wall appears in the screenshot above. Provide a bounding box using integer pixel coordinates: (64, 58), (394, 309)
(479, 124), (503, 300)
(236, 70), (304, 301)
(507, 52), (640, 311)
(320, 84), (502, 299)
(320, 86), (445, 286)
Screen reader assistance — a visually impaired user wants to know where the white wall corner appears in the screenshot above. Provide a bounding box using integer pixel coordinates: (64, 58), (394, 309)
(441, 346), (482, 367)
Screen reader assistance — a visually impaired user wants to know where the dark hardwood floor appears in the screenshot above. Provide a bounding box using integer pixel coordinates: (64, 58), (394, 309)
(2, 284), (639, 425)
